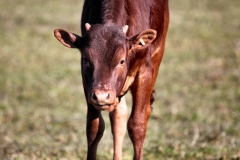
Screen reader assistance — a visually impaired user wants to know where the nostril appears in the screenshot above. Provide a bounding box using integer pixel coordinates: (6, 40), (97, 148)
(106, 93), (110, 99)
(92, 92), (97, 100)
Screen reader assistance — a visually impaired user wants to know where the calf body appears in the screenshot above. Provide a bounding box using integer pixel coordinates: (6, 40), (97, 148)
(54, 0), (169, 159)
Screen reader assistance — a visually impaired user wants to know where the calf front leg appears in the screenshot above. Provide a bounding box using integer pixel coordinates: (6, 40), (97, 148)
(86, 104), (105, 160)
(109, 96), (128, 160)
(128, 75), (153, 160)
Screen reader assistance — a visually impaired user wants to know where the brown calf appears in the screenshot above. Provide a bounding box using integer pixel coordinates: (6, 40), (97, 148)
(54, 0), (169, 159)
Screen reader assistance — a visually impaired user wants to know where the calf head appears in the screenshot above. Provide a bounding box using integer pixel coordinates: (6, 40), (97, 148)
(54, 24), (156, 111)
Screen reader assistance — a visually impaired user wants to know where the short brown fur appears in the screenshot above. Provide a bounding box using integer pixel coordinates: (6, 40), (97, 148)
(54, 0), (169, 159)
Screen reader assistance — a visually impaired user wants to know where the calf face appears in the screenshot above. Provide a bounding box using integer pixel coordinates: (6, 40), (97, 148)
(54, 24), (156, 111)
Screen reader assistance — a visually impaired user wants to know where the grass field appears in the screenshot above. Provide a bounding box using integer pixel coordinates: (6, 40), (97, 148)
(0, 0), (240, 159)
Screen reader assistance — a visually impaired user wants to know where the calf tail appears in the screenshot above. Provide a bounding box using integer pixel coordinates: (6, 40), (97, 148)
(150, 90), (155, 111)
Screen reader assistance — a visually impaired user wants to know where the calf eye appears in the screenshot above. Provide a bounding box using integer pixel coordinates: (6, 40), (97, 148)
(83, 58), (89, 64)
(82, 58), (94, 68)
(120, 59), (125, 65)
(83, 58), (92, 67)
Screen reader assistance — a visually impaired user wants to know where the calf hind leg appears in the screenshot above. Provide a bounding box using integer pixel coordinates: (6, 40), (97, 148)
(109, 96), (128, 160)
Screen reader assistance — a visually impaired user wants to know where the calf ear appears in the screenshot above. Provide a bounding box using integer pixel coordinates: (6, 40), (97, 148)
(130, 29), (157, 50)
(54, 29), (81, 48)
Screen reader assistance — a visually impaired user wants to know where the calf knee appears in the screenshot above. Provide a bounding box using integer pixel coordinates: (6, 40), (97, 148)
(127, 118), (147, 141)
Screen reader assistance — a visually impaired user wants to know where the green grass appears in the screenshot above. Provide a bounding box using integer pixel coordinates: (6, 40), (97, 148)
(0, 0), (240, 159)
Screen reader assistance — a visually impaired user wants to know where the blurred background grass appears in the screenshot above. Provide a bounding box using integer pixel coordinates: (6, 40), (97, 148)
(0, 0), (239, 159)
